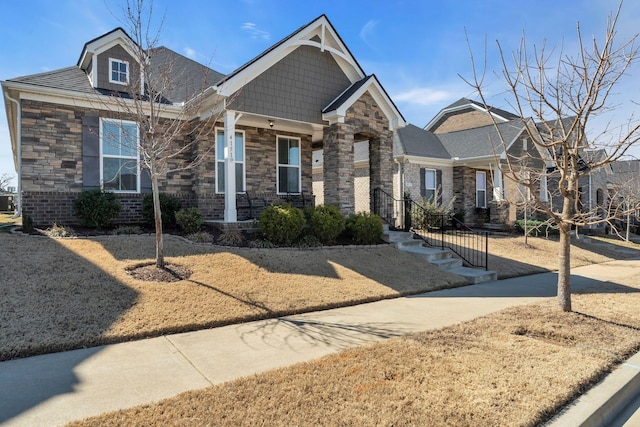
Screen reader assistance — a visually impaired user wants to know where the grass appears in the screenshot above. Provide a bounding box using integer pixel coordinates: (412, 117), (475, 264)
(3, 228), (640, 425)
(69, 287), (640, 427)
(0, 233), (467, 361)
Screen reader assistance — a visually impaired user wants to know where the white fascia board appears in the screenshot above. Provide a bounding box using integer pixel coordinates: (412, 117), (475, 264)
(215, 16), (364, 97)
(322, 78), (406, 130)
(3, 81), (183, 120)
(80, 29), (140, 70)
(399, 155), (453, 167)
(452, 155), (495, 168)
(424, 102), (510, 131)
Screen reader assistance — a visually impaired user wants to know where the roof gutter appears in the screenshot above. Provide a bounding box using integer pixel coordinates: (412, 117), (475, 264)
(4, 91), (21, 218)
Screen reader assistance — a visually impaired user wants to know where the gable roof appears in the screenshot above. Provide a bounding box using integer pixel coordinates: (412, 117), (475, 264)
(394, 124), (450, 159)
(425, 97), (519, 132)
(322, 74), (406, 130)
(215, 15), (365, 97)
(437, 120), (526, 159)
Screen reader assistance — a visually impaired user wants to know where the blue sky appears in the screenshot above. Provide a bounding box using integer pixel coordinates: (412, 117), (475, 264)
(2, 0), (639, 185)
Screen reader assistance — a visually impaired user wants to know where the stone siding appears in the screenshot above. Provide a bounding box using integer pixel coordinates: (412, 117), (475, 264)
(402, 162), (454, 207)
(19, 100), (314, 226)
(452, 166), (493, 225)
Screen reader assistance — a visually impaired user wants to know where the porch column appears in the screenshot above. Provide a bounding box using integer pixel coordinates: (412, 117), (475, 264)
(492, 163), (504, 201)
(323, 122), (354, 215)
(224, 110), (240, 222)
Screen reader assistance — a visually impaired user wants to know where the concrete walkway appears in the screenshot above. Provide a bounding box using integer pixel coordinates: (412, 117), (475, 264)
(1, 259), (640, 426)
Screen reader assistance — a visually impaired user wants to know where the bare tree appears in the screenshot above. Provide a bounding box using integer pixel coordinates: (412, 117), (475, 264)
(0, 173), (13, 193)
(100, 0), (224, 268)
(465, 3), (640, 311)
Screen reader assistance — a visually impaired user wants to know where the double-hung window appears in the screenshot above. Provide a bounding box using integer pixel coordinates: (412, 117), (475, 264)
(109, 58), (129, 85)
(101, 119), (139, 192)
(216, 129), (245, 193)
(476, 171), (487, 208)
(277, 136), (301, 194)
(423, 169), (436, 202)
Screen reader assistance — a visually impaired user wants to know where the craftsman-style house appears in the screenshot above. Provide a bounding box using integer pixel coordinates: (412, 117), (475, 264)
(2, 15), (405, 227)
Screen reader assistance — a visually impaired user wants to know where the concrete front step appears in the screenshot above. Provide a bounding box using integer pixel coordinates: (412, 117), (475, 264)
(448, 266), (498, 284)
(383, 230), (498, 284)
(429, 257), (463, 270)
(400, 245), (452, 261)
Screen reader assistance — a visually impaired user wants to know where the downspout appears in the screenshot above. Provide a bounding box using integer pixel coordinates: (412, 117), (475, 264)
(4, 92), (21, 219)
(396, 159), (404, 228)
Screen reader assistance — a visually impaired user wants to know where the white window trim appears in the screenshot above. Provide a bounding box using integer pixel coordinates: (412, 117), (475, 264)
(99, 118), (140, 193)
(108, 58), (129, 85)
(476, 170), (487, 208)
(276, 135), (302, 195)
(215, 127), (246, 194)
(423, 168), (436, 201)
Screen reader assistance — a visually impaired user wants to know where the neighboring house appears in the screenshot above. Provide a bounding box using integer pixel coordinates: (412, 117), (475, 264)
(394, 98), (553, 228)
(608, 159), (640, 233)
(2, 15), (405, 227)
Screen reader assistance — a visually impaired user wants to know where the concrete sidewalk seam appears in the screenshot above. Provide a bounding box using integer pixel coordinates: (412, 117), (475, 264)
(163, 336), (214, 387)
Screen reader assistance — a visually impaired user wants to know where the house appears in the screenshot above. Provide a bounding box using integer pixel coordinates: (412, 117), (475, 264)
(393, 98), (553, 228)
(2, 15), (405, 227)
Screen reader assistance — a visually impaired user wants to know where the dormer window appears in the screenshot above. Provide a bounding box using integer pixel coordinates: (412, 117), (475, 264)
(109, 58), (129, 85)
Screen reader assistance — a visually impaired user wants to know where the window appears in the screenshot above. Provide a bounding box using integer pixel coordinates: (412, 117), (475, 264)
(277, 136), (301, 194)
(216, 129), (245, 193)
(101, 119), (139, 192)
(109, 58), (129, 85)
(476, 171), (487, 208)
(423, 169), (436, 202)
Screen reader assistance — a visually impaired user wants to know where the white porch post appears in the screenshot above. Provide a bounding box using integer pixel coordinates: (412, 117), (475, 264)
(492, 163), (503, 201)
(539, 173), (548, 202)
(224, 110), (238, 222)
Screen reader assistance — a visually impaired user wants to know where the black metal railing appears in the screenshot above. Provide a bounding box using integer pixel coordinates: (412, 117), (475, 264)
(373, 188), (489, 269)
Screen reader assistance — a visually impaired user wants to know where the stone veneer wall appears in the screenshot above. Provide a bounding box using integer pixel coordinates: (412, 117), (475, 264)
(452, 166), (494, 225)
(323, 92), (393, 215)
(19, 100), (315, 226)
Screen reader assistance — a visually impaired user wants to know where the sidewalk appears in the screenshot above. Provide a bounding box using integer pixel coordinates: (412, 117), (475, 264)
(1, 260), (639, 426)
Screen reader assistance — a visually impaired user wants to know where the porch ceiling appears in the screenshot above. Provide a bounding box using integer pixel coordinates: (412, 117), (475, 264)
(236, 111), (325, 142)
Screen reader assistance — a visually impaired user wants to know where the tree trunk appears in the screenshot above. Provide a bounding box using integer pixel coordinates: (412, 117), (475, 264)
(557, 222), (572, 312)
(151, 172), (164, 269)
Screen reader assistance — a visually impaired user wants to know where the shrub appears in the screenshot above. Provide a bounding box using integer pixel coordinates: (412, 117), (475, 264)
(187, 231), (214, 243)
(259, 203), (305, 246)
(45, 223), (76, 238)
(142, 193), (182, 229)
(73, 189), (121, 229)
(345, 212), (383, 245)
(217, 231), (244, 246)
(514, 219), (558, 237)
(295, 234), (322, 248)
(306, 205), (345, 244)
(249, 239), (276, 249)
(175, 207), (204, 234)
(411, 196), (454, 230)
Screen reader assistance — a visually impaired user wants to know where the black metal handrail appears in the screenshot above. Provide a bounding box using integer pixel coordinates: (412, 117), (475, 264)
(373, 188), (489, 270)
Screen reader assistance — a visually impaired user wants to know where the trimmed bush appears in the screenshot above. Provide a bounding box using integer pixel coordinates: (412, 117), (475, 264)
(142, 193), (182, 229)
(176, 207), (204, 234)
(412, 196), (454, 230)
(306, 205), (345, 244)
(345, 212), (383, 245)
(73, 189), (121, 229)
(514, 219), (558, 236)
(259, 203), (305, 246)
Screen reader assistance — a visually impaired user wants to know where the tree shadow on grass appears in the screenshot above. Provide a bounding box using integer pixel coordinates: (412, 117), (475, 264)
(0, 234), (139, 423)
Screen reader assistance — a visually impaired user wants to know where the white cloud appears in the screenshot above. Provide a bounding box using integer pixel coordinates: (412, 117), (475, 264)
(184, 47), (197, 59)
(393, 87), (453, 106)
(241, 22), (270, 40)
(359, 20), (378, 48)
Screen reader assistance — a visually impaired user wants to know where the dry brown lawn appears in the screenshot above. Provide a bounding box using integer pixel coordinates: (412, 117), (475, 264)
(480, 234), (640, 278)
(69, 281), (640, 427)
(0, 233), (466, 361)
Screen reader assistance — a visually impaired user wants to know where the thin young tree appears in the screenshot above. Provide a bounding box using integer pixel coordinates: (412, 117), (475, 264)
(0, 173), (13, 193)
(465, 3), (640, 311)
(102, 0), (224, 269)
